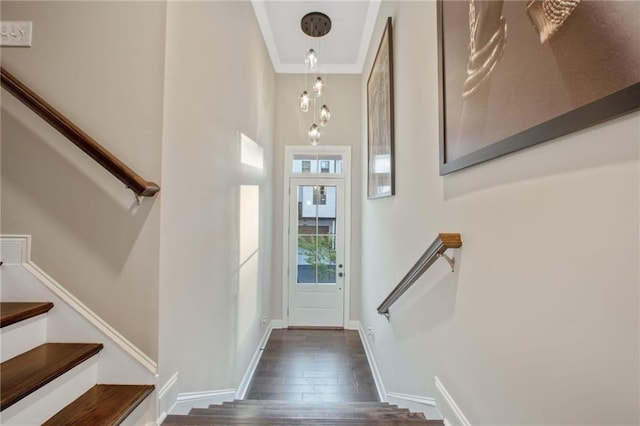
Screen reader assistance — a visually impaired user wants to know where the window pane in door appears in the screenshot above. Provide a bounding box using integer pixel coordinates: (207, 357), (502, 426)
(297, 236), (317, 284)
(316, 236), (336, 284)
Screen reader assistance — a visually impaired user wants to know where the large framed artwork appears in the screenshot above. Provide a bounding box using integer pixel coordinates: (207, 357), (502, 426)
(438, 0), (640, 175)
(367, 17), (395, 199)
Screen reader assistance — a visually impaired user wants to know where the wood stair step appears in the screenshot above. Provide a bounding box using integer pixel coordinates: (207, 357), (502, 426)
(0, 302), (54, 327)
(189, 407), (424, 420)
(0, 342), (103, 410)
(43, 384), (155, 425)
(223, 400), (392, 407)
(214, 404), (408, 413)
(164, 415), (439, 425)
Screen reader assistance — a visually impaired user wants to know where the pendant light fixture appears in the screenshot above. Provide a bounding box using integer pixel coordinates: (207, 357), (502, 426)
(299, 91), (310, 112)
(299, 12), (332, 145)
(319, 104), (331, 127)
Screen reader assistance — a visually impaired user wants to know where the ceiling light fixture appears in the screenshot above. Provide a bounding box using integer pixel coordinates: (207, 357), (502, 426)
(299, 12), (332, 145)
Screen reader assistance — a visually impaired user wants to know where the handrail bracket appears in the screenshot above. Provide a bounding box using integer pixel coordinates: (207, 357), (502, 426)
(132, 191), (142, 206)
(437, 251), (455, 272)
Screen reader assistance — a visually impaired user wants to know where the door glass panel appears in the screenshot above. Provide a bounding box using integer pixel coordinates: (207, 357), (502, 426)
(297, 235), (317, 284)
(295, 184), (338, 285)
(316, 236), (336, 284)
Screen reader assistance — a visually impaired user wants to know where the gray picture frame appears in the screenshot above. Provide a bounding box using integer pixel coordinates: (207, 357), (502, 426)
(438, 0), (640, 175)
(367, 17), (395, 199)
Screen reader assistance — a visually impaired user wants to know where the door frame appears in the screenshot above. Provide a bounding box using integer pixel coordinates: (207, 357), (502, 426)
(282, 145), (351, 328)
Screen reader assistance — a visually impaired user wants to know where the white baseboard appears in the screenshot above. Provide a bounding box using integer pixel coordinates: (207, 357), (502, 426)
(235, 320), (276, 399)
(347, 320), (360, 330)
(435, 376), (471, 426)
(160, 318), (283, 421)
(157, 372), (179, 424)
(355, 321), (387, 402)
(170, 389), (236, 415)
(387, 391), (442, 420)
(271, 319), (283, 329)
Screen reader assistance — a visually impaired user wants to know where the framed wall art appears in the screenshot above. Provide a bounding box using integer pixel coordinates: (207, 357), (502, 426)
(438, 0), (640, 175)
(367, 17), (395, 199)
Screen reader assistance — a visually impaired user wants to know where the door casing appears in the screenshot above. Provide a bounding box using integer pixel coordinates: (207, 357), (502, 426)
(282, 145), (351, 328)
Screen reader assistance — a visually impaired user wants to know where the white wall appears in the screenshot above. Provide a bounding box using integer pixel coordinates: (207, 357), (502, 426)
(158, 1), (276, 397)
(0, 1), (166, 359)
(359, 2), (639, 425)
(272, 74), (362, 322)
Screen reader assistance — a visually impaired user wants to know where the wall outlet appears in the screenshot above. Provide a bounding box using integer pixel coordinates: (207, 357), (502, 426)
(1, 21), (32, 47)
(260, 316), (267, 325)
(366, 327), (374, 336)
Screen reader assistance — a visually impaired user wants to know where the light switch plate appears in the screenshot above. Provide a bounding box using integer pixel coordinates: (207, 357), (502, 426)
(1, 21), (32, 47)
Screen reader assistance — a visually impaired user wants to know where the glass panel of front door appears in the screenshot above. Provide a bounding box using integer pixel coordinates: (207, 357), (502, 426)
(296, 185), (337, 285)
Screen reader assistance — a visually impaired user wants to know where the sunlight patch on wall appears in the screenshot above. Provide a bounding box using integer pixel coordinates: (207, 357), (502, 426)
(240, 133), (264, 170)
(237, 184), (260, 350)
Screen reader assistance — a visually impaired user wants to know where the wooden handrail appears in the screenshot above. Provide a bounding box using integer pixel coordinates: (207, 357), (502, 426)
(377, 233), (462, 318)
(0, 67), (159, 197)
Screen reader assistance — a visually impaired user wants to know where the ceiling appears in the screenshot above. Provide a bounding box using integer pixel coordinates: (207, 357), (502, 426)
(251, 0), (381, 74)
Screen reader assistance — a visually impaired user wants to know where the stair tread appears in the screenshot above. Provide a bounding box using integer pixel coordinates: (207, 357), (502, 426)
(225, 400), (392, 407)
(189, 407), (424, 420)
(164, 414), (440, 425)
(0, 342), (103, 410)
(215, 404), (407, 413)
(43, 384), (155, 425)
(0, 302), (54, 327)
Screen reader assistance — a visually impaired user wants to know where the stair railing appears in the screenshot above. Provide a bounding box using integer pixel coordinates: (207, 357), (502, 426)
(377, 233), (462, 319)
(0, 67), (160, 198)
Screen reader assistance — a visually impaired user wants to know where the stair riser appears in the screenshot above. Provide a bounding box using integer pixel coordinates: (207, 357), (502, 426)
(0, 314), (47, 362)
(0, 356), (97, 425)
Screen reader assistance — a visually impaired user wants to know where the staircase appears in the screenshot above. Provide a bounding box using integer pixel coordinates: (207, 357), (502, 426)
(163, 400), (444, 425)
(0, 301), (154, 425)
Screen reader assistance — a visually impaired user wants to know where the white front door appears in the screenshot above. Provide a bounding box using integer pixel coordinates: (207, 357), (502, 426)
(288, 177), (345, 327)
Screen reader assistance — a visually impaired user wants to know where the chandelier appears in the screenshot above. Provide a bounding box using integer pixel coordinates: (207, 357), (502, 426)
(299, 12), (332, 145)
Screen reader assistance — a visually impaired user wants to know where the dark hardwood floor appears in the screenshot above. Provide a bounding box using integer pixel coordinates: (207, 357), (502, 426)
(246, 329), (379, 403)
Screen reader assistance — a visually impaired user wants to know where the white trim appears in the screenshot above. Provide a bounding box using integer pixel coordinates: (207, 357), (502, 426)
(157, 372), (179, 425)
(435, 376), (471, 426)
(171, 389), (236, 415)
(347, 320), (360, 330)
(250, 0), (380, 74)
(24, 261), (157, 373)
(235, 320), (275, 399)
(0, 234), (31, 264)
(356, 0), (382, 74)
(282, 146), (352, 329)
(271, 319), (284, 329)
(250, 0), (281, 70)
(355, 321), (387, 402)
(0, 235), (157, 374)
(386, 392), (436, 407)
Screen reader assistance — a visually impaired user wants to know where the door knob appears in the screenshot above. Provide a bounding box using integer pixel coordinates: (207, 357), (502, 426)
(338, 272), (344, 277)
(338, 264), (343, 268)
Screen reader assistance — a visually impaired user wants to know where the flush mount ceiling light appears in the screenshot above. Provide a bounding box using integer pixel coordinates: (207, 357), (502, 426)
(299, 12), (332, 145)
